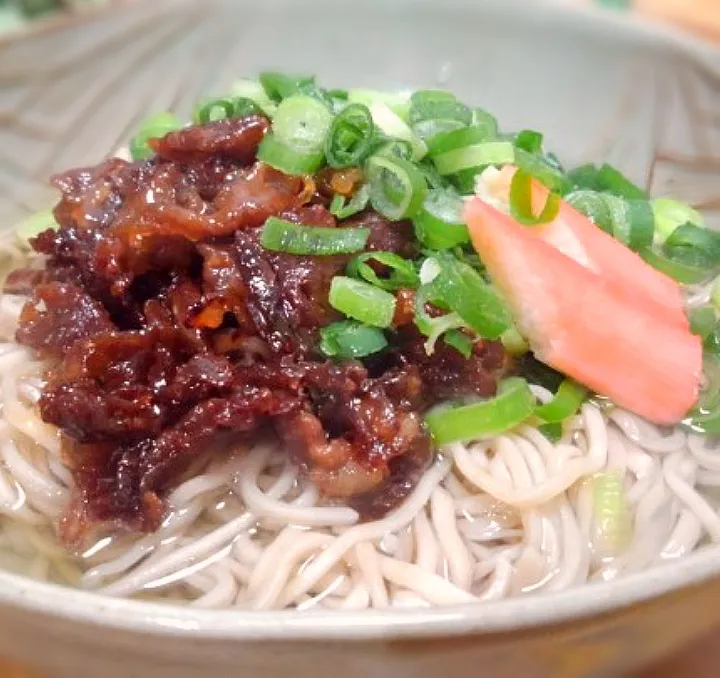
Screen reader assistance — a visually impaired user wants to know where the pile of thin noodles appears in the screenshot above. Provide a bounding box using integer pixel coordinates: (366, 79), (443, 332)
(0, 241), (718, 611)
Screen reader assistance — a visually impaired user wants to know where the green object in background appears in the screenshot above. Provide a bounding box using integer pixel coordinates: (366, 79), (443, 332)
(596, 0), (632, 9)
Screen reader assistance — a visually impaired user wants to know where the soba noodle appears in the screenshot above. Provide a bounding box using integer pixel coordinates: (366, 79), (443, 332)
(0, 240), (717, 609)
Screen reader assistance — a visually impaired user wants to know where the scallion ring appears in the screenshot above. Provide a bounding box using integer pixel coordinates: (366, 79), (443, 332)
(319, 321), (388, 359)
(347, 251), (419, 291)
(324, 103), (375, 168)
(509, 169), (561, 226)
(366, 154), (427, 221)
(329, 276), (396, 328)
(260, 217), (369, 255)
(425, 377), (535, 445)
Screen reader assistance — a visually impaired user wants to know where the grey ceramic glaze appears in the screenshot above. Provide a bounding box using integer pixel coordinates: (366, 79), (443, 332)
(0, 1), (719, 677)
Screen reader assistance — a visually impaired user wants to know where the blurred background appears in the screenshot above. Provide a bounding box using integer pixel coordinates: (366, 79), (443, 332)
(1, 0), (718, 43)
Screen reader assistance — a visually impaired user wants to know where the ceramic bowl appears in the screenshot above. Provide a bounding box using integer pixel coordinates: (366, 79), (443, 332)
(0, 1), (719, 676)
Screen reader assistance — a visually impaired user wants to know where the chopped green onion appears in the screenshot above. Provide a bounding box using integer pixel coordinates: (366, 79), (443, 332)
(260, 217), (369, 255)
(443, 329), (473, 358)
(535, 379), (587, 423)
(259, 72), (315, 102)
(15, 209), (57, 243)
(514, 149), (572, 194)
(639, 247), (710, 285)
(319, 321), (388, 359)
(652, 197), (705, 244)
(567, 163), (647, 200)
(365, 154), (427, 221)
(662, 223), (720, 270)
(426, 377), (535, 444)
(470, 109), (499, 138)
(368, 103), (426, 160)
(685, 354), (720, 434)
(431, 252), (511, 339)
(257, 134), (325, 175)
(591, 472), (632, 558)
(433, 141), (515, 176)
(412, 188), (469, 249)
(324, 103), (375, 168)
(409, 90), (472, 142)
(230, 79), (278, 116)
(193, 98), (236, 124)
(347, 89), (411, 121)
(329, 184), (370, 219)
(509, 169), (561, 225)
(565, 190), (614, 234)
(414, 284), (465, 354)
(347, 251), (419, 291)
(129, 112), (183, 161)
(539, 422), (563, 443)
(500, 326), (529, 356)
(373, 139), (414, 162)
(193, 97), (261, 125)
(427, 125), (496, 158)
(513, 130), (543, 154)
(689, 307), (716, 341)
(329, 276), (396, 327)
(603, 195), (654, 252)
(712, 278), (720, 313)
(272, 94), (333, 154)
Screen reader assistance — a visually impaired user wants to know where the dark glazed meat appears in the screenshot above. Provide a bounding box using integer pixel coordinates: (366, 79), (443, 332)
(11, 115), (507, 546)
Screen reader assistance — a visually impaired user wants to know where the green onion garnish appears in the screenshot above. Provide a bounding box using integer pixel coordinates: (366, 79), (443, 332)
(470, 108), (500, 138)
(409, 89), (472, 142)
(329, 185), (370, 220)
(373, 139), (414, 162)
(592, 472), (633, 558)
(129, 112), (183, 161)
(689, 307), (716, 341)
(431, 252), (511, 339)
(534, 379), (587, 423)
(329, 276), (396, 327)
(272, 94), (333, 154)
(565, 190), (614, 233)
(425, 377), (535, 445)
(319, 320), (388, 359)
(230, 79), (278, 116)
(367, 103), (426, 160)
(412, 188), (469, 249)
(513, 129), (543, 154)
(603, 195), (654, 252)
(509, 169), (561, 225)
(324, 103), (375, 168)
(259, 72), (315, 102)
(257, 134), (325, 175)
(365, 154), (427, 221)
(414, 283), (466, 354)
(652, 197), (705, 244)
(662, 223), (720, 270)
(567, 163), (646, 200)
(639, 248), (711, 285)
(260, 217), (369, 255)
(443, 329), (473, 358)
(347, 251), (419, 291)
(432, 141), (515, 177)
(15, 209), (57, 244)
(347, 89), (411, 121)
(514, 148), (572, 194)
(426, 125), (494, 158)
(193, 97), (260, 125)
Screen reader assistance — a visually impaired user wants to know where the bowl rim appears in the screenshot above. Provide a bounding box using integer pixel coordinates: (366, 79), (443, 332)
(1, 0), (720, 642)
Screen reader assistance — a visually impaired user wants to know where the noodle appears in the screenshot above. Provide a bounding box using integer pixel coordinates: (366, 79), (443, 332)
(0, 249), (719, 609)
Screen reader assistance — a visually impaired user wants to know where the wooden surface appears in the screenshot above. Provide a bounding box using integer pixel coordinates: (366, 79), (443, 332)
(0, 0), (718, 676)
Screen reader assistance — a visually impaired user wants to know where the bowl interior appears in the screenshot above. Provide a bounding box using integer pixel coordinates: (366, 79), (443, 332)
(0, 0), (719, 640)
